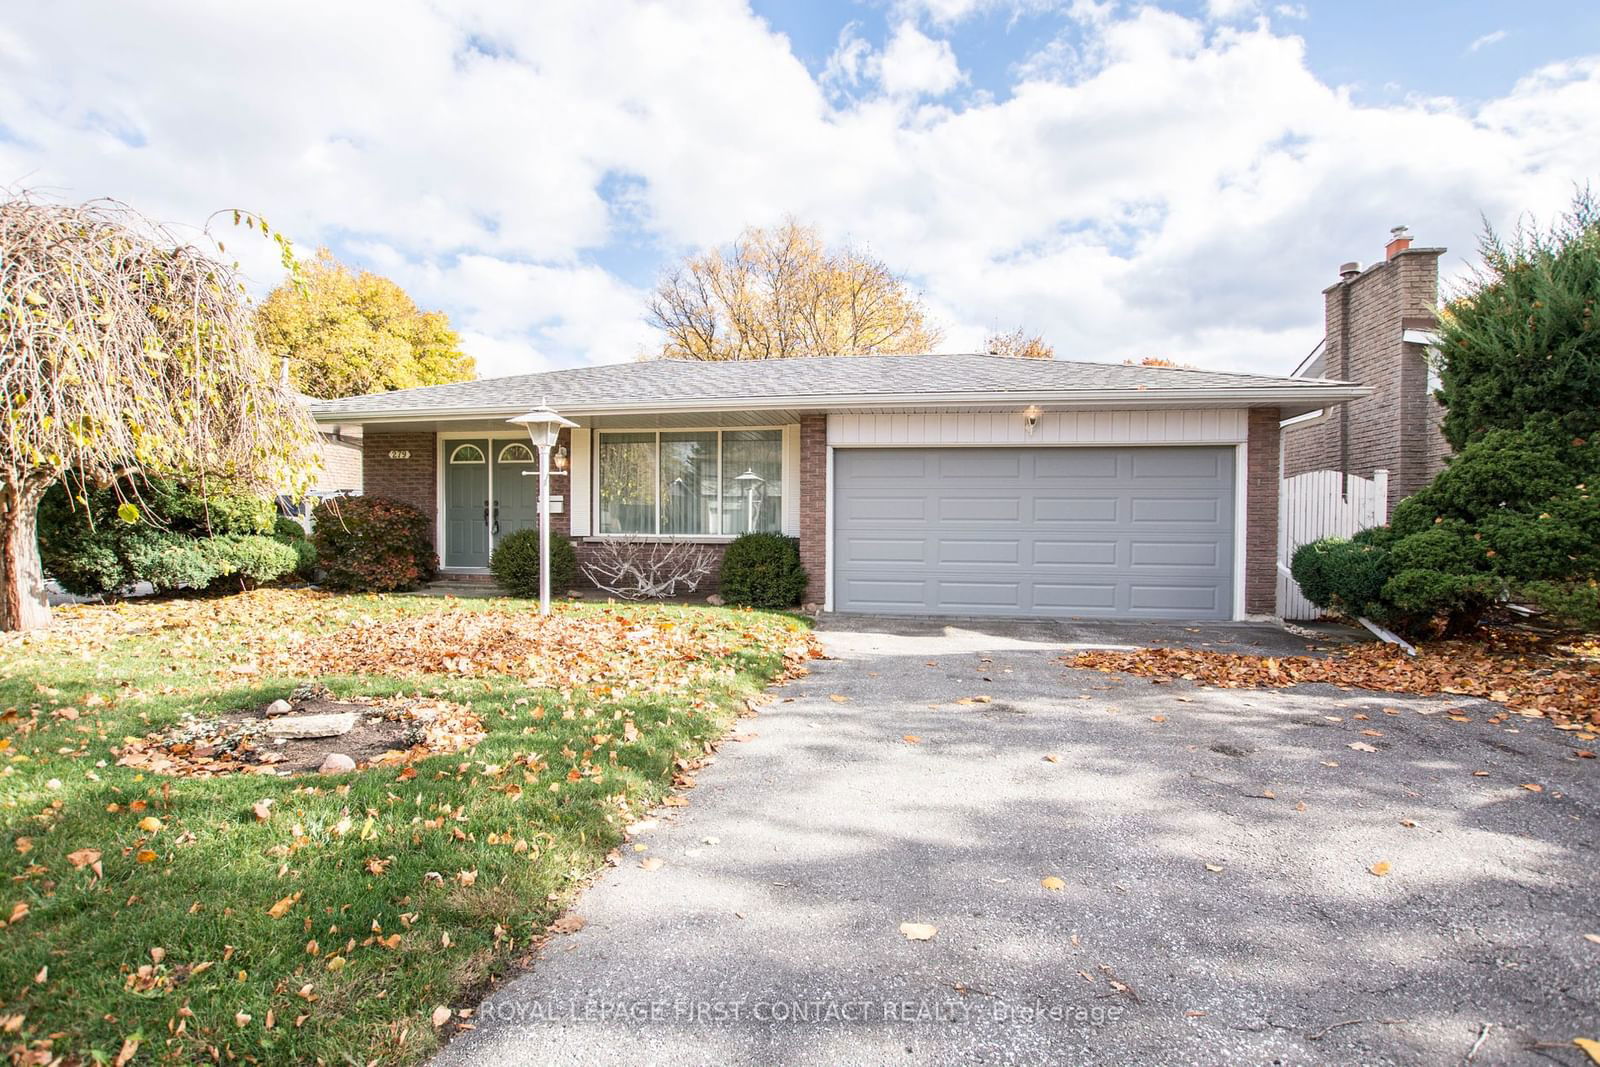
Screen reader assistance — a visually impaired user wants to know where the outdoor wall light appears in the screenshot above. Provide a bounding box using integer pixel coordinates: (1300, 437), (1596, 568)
(1023, 405), (1042, 436)
(553, 445), (569, 472)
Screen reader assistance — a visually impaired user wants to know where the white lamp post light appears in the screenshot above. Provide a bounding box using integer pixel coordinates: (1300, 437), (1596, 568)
(508, 402), (578, 615)
(733, 467), (765, 533)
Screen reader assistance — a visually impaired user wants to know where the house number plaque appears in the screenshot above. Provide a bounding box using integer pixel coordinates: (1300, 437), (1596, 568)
(387, 450), (411, 460)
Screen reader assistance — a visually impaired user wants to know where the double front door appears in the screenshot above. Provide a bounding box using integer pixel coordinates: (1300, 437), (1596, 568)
(443, 439), (542, 568)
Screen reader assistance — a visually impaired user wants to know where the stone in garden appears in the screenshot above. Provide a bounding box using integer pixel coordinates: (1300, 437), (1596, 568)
(706, 593), (725, 606)
(318, 753), (356, 774)
(264, 698), (293, 717)
(803, 602), (819, 615)
(261, 712), (358, 739)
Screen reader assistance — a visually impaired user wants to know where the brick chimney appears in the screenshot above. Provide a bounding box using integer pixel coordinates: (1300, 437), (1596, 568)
(1385, 225), (1412, 260)
(1285, 229), (1448, 512)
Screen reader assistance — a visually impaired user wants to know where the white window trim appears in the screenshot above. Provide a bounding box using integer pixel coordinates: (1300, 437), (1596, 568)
(448, 443), (487, 464)
(497, 442), (536, 464)
(592, 425), (789, 540)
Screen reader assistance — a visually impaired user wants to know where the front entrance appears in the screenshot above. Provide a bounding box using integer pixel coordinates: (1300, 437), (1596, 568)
(443, 438), (544, 569)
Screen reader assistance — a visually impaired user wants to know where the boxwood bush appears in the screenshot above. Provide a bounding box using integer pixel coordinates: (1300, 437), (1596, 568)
(718, 532), (807, 608)
(489, 529), (577, 598)
(312, 496), (437, 592)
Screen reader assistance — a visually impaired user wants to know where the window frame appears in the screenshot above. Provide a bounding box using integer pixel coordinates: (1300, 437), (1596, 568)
(496, 442), (536, 464)
(448, 443), (486, 465)
(593, 425), (786, 540)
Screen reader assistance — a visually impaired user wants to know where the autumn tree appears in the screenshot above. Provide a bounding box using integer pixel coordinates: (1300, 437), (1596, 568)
(256, 249), (474, 398)
(0, 194), (317, 631)
(647, 219), (942, 359)
(984, 327), (1053, 359)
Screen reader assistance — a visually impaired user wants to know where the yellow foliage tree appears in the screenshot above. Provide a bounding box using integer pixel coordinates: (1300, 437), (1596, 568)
(984, 327), (1054, 359)
(256, 250), (474, 398)
(647, 219), (942, 359)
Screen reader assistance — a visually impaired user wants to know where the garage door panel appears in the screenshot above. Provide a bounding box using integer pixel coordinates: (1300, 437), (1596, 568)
(935, 581), (1024, 610)
(841, 537), (929, 565)
(1031, 582), (1119, 611)
(935, 452), (1023, 479)
(1130, 540), (1222, 568)
(1132, 449), (1226, 480)
(1033, 451), (1120, 479)
(835, 446), (1234, 620)
(1033, 540), (1119, 566)
(1034, 497), (1119, 523)
(1130, 496), (1223, 524)
(937, 496), (1022, 523)
(937, 539), (1021, 565)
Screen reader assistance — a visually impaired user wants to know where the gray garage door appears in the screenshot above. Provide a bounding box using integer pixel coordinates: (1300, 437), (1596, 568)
(834, 446), (1235, 619)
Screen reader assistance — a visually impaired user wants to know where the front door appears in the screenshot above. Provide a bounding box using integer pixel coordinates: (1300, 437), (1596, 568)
(444, 440), (490, 568)
(494, 442), (541, 539)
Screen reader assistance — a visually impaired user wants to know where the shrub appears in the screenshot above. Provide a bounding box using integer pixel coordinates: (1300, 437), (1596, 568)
(207, 535), (300, 587)
(39, 478), (289, 596)
(270, 515), (317, 580)
(489, 529), (577, 598)
(273, 515), (308, 540)
(718, 533), (807, 608)
(1290, 535), (1392, 620)
(312, 496), (436, 592)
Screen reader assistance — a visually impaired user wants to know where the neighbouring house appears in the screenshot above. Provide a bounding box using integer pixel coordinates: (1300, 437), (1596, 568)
(1281, 228), (1450, 511)
(308, 354), (1365, 620)
(314, 426), (363, 494)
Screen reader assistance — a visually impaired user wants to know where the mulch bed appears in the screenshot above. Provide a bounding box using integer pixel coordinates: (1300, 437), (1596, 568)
(114, 685), (485, 778)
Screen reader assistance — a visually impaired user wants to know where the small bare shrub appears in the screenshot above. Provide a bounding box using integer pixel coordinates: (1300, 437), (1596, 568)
(581, 536), (714, 600)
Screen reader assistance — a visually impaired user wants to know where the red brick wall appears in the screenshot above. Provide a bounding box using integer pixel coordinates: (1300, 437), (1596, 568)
(1281, 247), (1449, 510)
(362, 431), (437, 536)
(798, 415), (827, 606)
(1246, 408), (1280, 616)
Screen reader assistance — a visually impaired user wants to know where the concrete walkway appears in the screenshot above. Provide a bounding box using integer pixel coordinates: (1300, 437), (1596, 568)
(436, 617), (1599, 1065)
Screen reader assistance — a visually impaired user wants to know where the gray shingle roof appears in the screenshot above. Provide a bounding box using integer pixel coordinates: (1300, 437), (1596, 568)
(309, 352), (1362, 420)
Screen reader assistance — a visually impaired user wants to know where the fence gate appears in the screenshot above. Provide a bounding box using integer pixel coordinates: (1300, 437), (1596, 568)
(1277, 469), (1389, 620)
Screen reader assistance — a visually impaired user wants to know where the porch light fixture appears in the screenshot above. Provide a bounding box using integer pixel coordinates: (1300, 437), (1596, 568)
(507, 400), (579, 616)
(1023, 405), (1042, 436)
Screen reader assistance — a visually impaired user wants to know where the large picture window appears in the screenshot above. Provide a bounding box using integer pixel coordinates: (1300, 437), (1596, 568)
(597, 429), (782, 536)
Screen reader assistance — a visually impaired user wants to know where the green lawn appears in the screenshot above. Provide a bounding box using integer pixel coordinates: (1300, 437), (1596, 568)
(0, 590), (814, 1064)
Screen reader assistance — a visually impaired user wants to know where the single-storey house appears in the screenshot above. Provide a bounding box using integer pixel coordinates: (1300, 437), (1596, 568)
(309, 354), (1366, 620)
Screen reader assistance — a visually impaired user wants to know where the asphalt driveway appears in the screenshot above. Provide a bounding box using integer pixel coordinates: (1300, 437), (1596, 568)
(437, 616), (1599, 1066)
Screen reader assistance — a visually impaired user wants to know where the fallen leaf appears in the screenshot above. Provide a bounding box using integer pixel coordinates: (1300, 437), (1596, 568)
(1042, 754), (1061, 763)
(549, 914), (586, 935)
(1369, 861), (1391, 877)
(432, 1006), (452, 1028)
(1347, 742), (1378, 752)
(829, 694), (849, 703)
(135, 849), (158, 864)
(899, 922), (937, 941)
(325, 955), (346, 972)
(267, 892), (301, 919)
(1204, 863), (1225, 873)
(1149, 715), (1167, 723)
(114, 1034), (141, 1067)
(902, 734), (922, 744)
(1582, 933), (1600, 945)
(1040, 876), (1065, 891)
(235, 1012), (252, 1027)
(640, 857), (664, 871)
(137, 816), (162, 832)
(1185, 1009), (1208, 1018)
(251, 799), (274, 821)
(1576, 1038), (1600, 1065)
(1521, 783), (1544, 793)
(66, 848), (101, 869)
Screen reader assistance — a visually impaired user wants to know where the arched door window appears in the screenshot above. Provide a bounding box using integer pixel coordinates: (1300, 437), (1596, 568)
(497, 443), (535, 464)
(448, 444), (486, 464)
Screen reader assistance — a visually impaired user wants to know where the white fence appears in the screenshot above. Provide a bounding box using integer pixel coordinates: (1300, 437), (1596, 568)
(1277, 469), (1389, 620)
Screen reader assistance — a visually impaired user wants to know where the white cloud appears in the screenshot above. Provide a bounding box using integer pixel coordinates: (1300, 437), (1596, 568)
(2, 1), (1598, 384)
(877, 23), (966, 97)
(1205, 0), (1258, 20)
(1469, 30), (1508, 53)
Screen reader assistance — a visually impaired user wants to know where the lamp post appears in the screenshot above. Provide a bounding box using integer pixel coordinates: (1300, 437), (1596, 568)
(508, 402), (578, 615)
(733, 468), (764, 533)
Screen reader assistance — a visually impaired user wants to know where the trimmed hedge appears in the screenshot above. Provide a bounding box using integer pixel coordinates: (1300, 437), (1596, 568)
(489, 529), (577, 598)
(718, 532), (807, 608)
(312, 496), (436, 592)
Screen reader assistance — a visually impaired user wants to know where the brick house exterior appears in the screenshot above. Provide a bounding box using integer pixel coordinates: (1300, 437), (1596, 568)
(320, 354), (1364, 619)
(1281, 232), (1449, 511)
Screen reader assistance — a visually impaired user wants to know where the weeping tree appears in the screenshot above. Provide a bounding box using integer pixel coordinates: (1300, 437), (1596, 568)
(0, 194), (317, 631)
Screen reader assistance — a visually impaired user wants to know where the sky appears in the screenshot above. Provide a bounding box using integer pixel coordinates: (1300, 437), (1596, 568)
(2, 0), (1598, 380)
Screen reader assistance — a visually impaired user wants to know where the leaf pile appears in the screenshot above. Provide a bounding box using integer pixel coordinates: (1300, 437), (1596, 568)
(1070, 630), (1600, 728)
(266, 607), (820, 696)
(113, 695), (485, 778)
